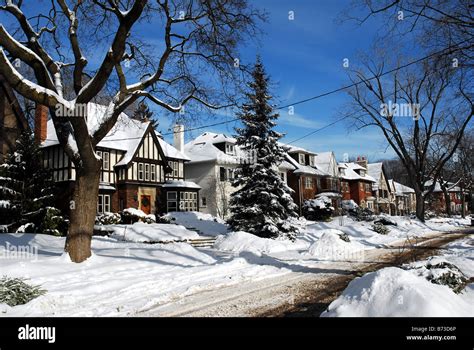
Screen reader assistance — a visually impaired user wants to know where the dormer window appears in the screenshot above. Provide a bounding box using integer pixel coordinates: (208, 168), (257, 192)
(360, 170), (366, 177)
(299, 153), (305, 165)
(309, 156), (315, 166)
(339, 168), (346, 176)
(225, 143), (235, 155)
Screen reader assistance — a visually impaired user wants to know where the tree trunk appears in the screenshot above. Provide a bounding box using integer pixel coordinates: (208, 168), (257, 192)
(461, 185), (466, 218)
(441, 186), (452, 217)
(415, 192), (425, 222)
(65, 165), (101, 263)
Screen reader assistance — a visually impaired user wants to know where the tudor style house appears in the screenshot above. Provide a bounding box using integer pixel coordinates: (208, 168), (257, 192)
(389, 179), (416, 215)
(338, 158), (376, 210)
(0, 74), (30, 162)
(367, 162), (394, 214)
(40, 103), (199, 216)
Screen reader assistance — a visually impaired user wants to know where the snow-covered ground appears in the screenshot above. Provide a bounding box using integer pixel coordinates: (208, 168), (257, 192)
(322, 235), (474, 317)
(0, 213), (470, 317)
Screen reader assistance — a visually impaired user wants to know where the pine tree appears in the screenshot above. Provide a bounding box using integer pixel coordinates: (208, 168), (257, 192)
(132, 101), (159, 129)
(228, 58), (299, 241)
(0, 131), (55, 228)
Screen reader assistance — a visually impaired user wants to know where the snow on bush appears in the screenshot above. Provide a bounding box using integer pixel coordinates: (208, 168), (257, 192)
(0, 200), (10, 208)
(407, 257), (469, 293)
(303, 196), (334, 221)
(95, 212), (121, 225)
(322, 267), (474, 317)
(108, 222), (200, 243)
(374, 215), (398, 226)
(167, 211), (228, 236)
(371, 222), (390, 235)
(16, 223), (35, 234)
(121, 208), (156, 224)
(308, 230), (364, 261)
(341, 200), (358, 211)
(40, 207), (69, 236)
(214, 231), (295, 256)
(0, 276), (46, 307)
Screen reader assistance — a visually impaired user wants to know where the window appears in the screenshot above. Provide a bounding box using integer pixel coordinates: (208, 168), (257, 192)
(280, 172), (286, 182)
(339, 168), (346, 176)
(97, 194), (111, 213)
(227, 168), (234, 180)
(167, 191), (177, 212)
(168, 161), (179, 177)
(151, 164), (156, 181)
(368, 202), (373, 210)
(219, 167), (226, 181)
(299, 153), (305, 165)
(145, 164), (150, 181)
(103, 152), (110, 170)
(309, 156), (315, 166)
(360, 170), (366, 177)
(359, 183), (364, 191)
(226, 143), (235, 154)
(201, 197), (207, 207)
(138, 163), (144, 180)
(366, 183), (371, 192)
(305, 177), (313, 189)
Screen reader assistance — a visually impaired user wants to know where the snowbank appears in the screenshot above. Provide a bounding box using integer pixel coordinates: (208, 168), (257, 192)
(214, 231), (296, 256)
(106, 222), (200, 243)
(307, 230), (365, 261)
(166, 211), (228, 236)
(322, 267), (474, 317)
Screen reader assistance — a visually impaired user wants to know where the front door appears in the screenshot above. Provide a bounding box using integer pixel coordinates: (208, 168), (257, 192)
(140, 195), (151, 214)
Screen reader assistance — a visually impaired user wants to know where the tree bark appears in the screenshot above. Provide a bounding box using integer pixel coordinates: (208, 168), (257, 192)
(415, 192), (425, 222)
(441, 185), (452, 217)
(65, 164), (101, 263)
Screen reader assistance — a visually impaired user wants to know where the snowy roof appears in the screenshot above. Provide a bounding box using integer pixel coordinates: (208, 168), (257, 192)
(285, 154), (328, 176)
(279, 142), (316, 155)
(338, 162), (376, 182)
(314, 151), (338, 177)
(184, 135), (244, 165)
(389, 179), (415, 195)
(193, 132), (236, 145)
(162, 180), (201, 189)
(367, 163), (384, 190)
(42, 103), (150, 167)
(157, 135), (190, 161)
(424, 180), (461, 192)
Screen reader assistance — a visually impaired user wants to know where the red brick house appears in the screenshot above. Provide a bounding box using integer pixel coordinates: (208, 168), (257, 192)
(338, 161), (376, 210)
(424, 180), (469, 215)
(40, 103), (200, 216)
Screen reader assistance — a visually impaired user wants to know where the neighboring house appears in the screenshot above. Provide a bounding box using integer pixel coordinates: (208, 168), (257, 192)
(282, 145), (334, 214)
(367, 162), (394, 215)
(424, 180), (468, 214)
(184, 132), (294, 218)
(388, 179), (416, 215)
(314, 151), (342, 208)
(0, 74), (29, 162)
(40, 103), (200, 215)
(338, 158), (376, 210)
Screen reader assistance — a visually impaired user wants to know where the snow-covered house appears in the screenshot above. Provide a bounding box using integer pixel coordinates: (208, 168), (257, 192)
(424, 180), (468, 214)
(184, 132), (294, 218)
(282, 145), (336, 214)
(388, 180), (416, 215)
(0, 74), (29, 163)
(40, 103), (200, 215)
(338, 158), (376, 210)
(367, 162), (394, 215)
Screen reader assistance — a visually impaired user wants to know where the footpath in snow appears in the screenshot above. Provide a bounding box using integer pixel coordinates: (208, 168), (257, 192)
(0, 213), (471, 317)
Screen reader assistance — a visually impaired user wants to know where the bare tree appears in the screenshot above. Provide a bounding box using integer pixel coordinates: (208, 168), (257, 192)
(347, 59), (473, 221)
(0, 0), (263, 262)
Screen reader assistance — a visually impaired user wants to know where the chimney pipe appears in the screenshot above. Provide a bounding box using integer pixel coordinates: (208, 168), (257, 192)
(34, 104), (48, 144)
(173, 124), (184, 153)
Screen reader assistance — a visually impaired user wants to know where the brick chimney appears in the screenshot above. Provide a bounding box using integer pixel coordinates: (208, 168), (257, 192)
(34, 104), (48, 144)
(173, 124), (184, 153)
(356, 155), (368, 169)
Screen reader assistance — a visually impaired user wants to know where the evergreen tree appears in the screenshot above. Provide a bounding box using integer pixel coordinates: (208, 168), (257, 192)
(0, 131), (55, 228)
(132, 101), (159, 129)
(228, 58), (299, 241)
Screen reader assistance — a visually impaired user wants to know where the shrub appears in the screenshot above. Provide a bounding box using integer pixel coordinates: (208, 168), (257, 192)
(374, 216), (398, 226)
(16, 223), (35, 234)
(0, 276), (46, 306)
(303, 196), (334, 221)
(40, 207), (69, 236)
(371, 222), (390, 235)
(349, 207), (374, 221)
(155, 215), (171, 224)
(95, 212), (121, 225)
(121, 208), (156, 224)
(338, 232), (350, 242)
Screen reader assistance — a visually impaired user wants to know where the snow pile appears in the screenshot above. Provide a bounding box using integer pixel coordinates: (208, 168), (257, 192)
(322, 267), (474, 317)
(307, 196), (332, 209)
(166, 211), (228, 236)
(214, 231), (296, 256)
(106, 222), (200, 243)
(122, 208), (155, 221)
(308, 230), (365, 261)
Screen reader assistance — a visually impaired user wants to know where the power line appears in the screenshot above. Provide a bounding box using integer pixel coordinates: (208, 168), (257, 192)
(45, 40), (466, 143)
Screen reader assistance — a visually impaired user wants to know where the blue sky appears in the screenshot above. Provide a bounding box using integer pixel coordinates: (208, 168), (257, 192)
(1, 0), (402, 162)
(157, 0), (399, 161)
